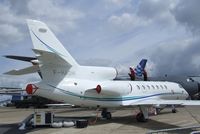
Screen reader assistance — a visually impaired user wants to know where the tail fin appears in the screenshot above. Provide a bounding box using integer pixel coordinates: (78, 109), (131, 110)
(27, 20), (79, 82)
(134, 59), (147, 77)
(128, 59), (147, 80)
(26, 19), (79, 67)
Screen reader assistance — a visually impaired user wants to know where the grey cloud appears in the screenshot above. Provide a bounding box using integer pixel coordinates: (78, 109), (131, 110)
(5, 0), (30, 15)
(137, 0), (170, 19)
(0, 0), (85, 49)
(0, 24), (23, 46)
(137, 0), (177, 26)
(149, 38), (200, 76)
(145, 0), (200, 76)
(172, 0), (200, 34)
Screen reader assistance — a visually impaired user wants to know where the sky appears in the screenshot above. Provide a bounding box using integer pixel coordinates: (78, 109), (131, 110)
(0, 0), (200, 86)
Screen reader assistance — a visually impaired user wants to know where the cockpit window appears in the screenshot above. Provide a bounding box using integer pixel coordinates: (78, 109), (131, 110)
(178, 84), (183, 88)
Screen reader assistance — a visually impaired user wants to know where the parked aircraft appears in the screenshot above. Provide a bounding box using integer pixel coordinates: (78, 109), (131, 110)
(0, 95), (12, 106)
(125, 61), (200, 113)
(126, 62), (200, 99)
(115, 59), (147, 81)
(4, 20), (200, 122)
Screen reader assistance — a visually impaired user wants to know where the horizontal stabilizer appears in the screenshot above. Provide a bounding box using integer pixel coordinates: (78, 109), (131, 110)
(32, 49), (72, 81)
(4, 55), (37, 62)
(4, 65), (39, 75)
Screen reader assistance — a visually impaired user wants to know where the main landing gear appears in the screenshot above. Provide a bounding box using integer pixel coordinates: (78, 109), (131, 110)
(172, 105), (177, 113)
(136, 112), (147, 122)
(101, 108), (112, 120)
(136, 106), (149, 122)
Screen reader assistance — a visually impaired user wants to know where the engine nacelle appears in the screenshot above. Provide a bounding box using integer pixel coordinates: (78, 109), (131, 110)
(74, 66), (117, 80)
(95, 82), (132, 96)
(26, 84), (38, 95)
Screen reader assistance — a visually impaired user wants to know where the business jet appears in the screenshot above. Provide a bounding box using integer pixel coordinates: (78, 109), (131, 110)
(126, 60), (200, 114)
(126, 62), (200, 99)
(4, 20), (200, 122)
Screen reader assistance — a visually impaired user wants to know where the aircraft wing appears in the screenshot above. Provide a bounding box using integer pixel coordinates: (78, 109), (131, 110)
(0, 87), (25, 95)
(4, 55), (37, 62)
(4, 65), (39, 75)
(128, 99), (200, 106)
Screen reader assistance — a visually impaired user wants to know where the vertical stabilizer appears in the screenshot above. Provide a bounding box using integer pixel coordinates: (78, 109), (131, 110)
(27, 20), (79, 82)
(134, 59), (147, 77)
(27, 19), (79, 67)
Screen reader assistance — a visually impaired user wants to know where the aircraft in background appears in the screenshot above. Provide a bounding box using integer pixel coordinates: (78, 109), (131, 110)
(125, 62), (200, 100)
(4, 20), (200, 122)
(0, 95), (12, 106)
(115, 59), (147, 81)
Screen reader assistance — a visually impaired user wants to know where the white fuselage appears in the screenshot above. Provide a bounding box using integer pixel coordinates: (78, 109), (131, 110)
(33, 78), (189, 108)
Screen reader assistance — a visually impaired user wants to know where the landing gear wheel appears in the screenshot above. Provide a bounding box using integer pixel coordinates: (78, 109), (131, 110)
(101, 109), (112, 120)
(136, 112), (147, 122)
(172, 109), (177, 113)
(105, 112), (112, 120)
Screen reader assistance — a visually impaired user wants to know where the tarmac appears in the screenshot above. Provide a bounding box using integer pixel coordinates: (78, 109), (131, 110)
(0, 106), (200, 134)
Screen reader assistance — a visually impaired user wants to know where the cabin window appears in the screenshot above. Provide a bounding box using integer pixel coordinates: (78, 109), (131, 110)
(142, 85), (145, 89)
(137, 85), (140, 90)
(147, 85), (150, 89)
(160, 85), (163, 89)
(164, 85), (167, 89)
(151, 85), (155, 89)
(156, 85), (159, 89)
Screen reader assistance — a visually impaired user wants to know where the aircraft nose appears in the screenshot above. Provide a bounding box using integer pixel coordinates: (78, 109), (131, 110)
(183, 89), (190, 99)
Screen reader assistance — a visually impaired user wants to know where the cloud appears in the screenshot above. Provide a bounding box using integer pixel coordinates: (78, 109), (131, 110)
(137, 0), (177, 26)
(108, 13), (147, 31)
(105, 0), (132, 7)
(172, 0), (200, 34)
(27, 0), (85, 32)
(0, 2), (26, 48)
(0, 24), (23, 46)
(0, 0), (85, 49)
(147, 0), (200, 76)
(0, 0), (200, 78)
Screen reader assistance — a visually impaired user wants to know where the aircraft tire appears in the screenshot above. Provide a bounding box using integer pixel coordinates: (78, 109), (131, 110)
(105, 112), (112, 120)
(136, 113), (147, 122)
(172, 109), (177, 113)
